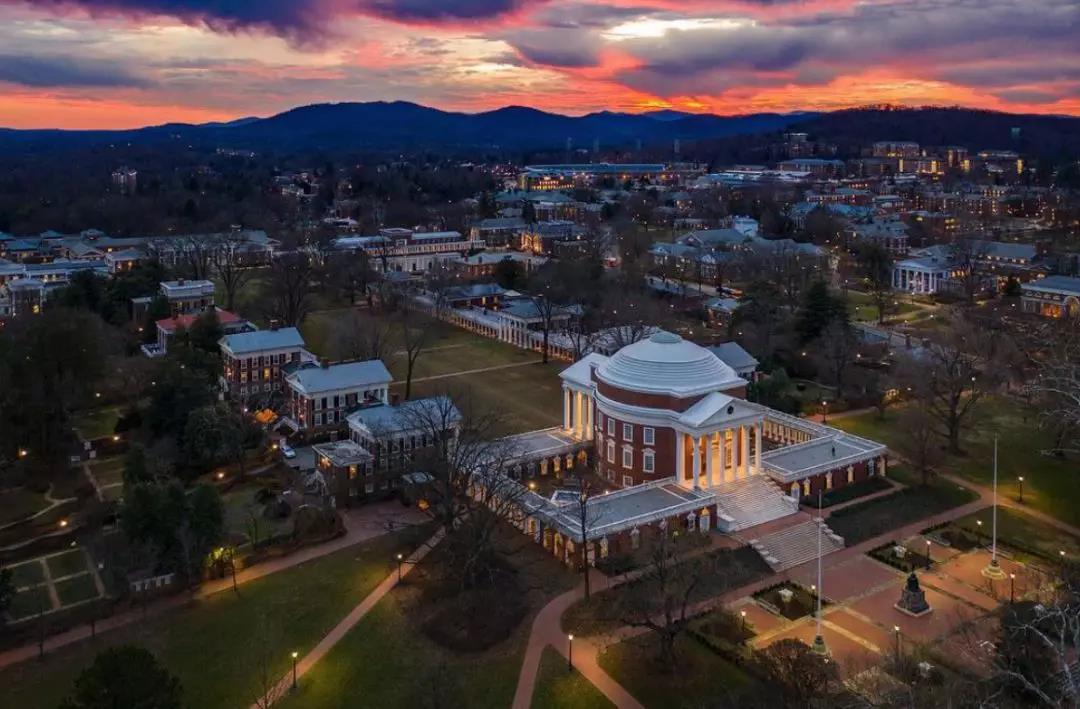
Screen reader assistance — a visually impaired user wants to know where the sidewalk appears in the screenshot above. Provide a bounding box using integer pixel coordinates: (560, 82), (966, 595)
(511, 485), (988, 708)
(0, 501), (424, 672)
(252, 527), (446, 708)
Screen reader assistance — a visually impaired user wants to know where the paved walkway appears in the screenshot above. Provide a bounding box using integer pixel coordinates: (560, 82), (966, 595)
(510, 484), (989, 708)
(252, 527), (446, 708)
(0, 502), (424, 671)
(395, 359), (543, 386)
(939, 471), (1080, 538)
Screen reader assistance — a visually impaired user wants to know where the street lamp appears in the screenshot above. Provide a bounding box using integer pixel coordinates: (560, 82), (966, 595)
(976, 519), (983, 540)
(925, 540), (932, 570)
(740, 610), (747, 633)
(1018, 476), (1024, 504)
(291, 651), (299, 690)
(396, 553), (404, 582)
(1009, 573), (1016, 603)
(567, 634), (574, 672)
(893, 625), (902, 661)
(821, 400), (829, 425)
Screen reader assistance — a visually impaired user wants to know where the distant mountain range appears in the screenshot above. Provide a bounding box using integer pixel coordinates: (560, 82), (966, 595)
(0, 101), (813, 152)
(0, 101), (1077, 155)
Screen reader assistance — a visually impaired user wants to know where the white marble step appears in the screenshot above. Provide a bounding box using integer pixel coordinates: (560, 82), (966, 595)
(711, 475), (799, 532)
(752, 519), (845, 571)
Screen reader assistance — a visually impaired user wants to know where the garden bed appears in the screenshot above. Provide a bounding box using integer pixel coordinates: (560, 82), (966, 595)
(869, 542), (933, 573)
(752, 582), (823, 621)
(801, 476), (893, 509)
(827, 479), (977, 544)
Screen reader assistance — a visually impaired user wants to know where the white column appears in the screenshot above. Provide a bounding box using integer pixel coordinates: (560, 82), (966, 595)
(740, 425), (749, 478)
(574, 391), (583, 439)
(584, 395), (593, 441)
(675, 432), (685, 484)
(719, 429), (728, 482)
(706, 432), (716, 488)
(754, 421), (763, 475)
(563, 389), (572, 432)
(691, 436), (701, 490)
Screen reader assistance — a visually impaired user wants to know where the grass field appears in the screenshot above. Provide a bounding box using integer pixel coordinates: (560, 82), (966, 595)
(532, 647), (614, 709)
(86, 457), (125, 488)
(54, 574), (99, 606)
(0, 488), (50, 526)
(947, 507), (1080, 562)
(9, 560), (45, 587)
(221, 484), (292, 545)
(598, 634), (755, 708)
(46, 549), (90, 579)
(278, 527), (577, 709)
(0, 529), (426, 709)
(70, 406), (125, 440)
(833, 397), (1080, 527)
(827, 473), (976, 544)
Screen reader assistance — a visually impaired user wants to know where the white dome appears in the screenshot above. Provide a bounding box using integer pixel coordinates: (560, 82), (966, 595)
(596, 331), (743, 397)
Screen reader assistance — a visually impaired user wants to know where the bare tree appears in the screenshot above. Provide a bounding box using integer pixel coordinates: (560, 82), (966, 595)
(613, 528), (713, 669)
(948, 239), (993, 304)
(332, 310), (392, 362)
(177, 233), (217, 281)
(753, 638), (838, 704)
(211, 232), (257, 311)
(400, 393), (525, 590)
(266, 252), (314, 327)
(813, 319), (858, 400)
(893, 405), (944, 486)
(899, 311), (1010, 453)
(398, 298), (432, 399)
(857, 242), (895, 325)
(1026, 325), (1080, 456)
(573, 482), (605, 600)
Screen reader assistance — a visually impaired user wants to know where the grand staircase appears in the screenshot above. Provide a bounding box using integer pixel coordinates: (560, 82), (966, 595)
(749, 519), (845, 571)
(711, 475), (799, 532)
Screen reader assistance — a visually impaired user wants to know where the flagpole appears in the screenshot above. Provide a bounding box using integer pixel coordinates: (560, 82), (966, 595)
(983, 436), (1005, 579)
(812, 488), (827, 654)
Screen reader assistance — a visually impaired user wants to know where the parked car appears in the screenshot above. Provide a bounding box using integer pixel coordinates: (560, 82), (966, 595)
(280, 443), (296, 459)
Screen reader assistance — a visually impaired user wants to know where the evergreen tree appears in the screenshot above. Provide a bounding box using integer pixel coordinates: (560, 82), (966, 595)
(59, 646), (182, 709)
(795, 280), (848, 344)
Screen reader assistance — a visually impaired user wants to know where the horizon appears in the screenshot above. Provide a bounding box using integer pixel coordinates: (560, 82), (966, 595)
(2, 99), (1076, 133)
(0, 0), (1077, 130)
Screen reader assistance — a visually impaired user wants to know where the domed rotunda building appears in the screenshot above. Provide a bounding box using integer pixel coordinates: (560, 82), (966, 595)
(509, 330), (891, 568)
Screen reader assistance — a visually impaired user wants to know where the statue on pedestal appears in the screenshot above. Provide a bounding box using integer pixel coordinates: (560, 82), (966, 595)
(895, 572), (931, 617)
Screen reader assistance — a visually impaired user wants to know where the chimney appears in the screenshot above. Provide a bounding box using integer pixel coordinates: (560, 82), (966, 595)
(269, 318), (280, 331)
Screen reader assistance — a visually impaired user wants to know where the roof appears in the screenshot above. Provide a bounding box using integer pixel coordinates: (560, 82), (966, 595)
(595, 331), (744, 398)
(708, 342), (759, 372)
(221, 327), (306, 355)
(1022, 275), (1080, 297)
(677, 392), (760, 430)
(157, 308), (243, 333)
(286, 360), (392, 395)
(311, 440), (372, 467)
(559, 352), (608, 389)
(347, 396), (460, 435)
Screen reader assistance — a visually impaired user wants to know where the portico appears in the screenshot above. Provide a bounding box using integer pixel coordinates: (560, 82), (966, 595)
(674, 420), (764, 489)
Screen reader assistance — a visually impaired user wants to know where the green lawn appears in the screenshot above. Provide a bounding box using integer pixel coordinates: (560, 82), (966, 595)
(401, 361), (564, 436)
(70, 405), (125, 440)
(598, 634), (756, 708)
(833, 398), (1080, 527)
(8, 586), (53, 620)
(46, 549), (89, 579)
(278, 525), (578, 709)
(222, 484), (292, 545)
(8, 560), (45, 588)
(87, 457), (125, 487)
(54, 574), (100, 607)
(827, 471), (977, 544)
(0, 529), (427, 709)
(0, 488), (50, 525)
(947, 507), (1080, 562)
(532, 647), (614, 709)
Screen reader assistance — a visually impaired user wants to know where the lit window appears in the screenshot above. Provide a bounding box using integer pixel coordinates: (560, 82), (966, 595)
(643, 450), (655, 473)
(622, 447), (633, 469)
(643, 427), (655, 445)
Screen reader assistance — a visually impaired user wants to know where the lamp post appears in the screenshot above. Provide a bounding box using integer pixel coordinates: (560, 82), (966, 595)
(396, 553), (404, 583)
(1009, 573), (1016, 603)
(1018, 476), (1024, 504)
(740, 610), (747, 634)
(291, 651), (299, 690)
(984, 438), (1006, 580)
(821, 400), (829, 425)
(812, 490), (827, 656)
(893, 625), (901, 662)
(567, 634), (574, 672)
(925, 540), (932, 570)
(976, 519), (983, 541)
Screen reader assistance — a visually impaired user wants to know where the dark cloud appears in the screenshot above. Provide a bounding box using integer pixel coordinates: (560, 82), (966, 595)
(0, 53), (148, 87)
(18, 0), (540, 38)
(503, 28), (601, 68)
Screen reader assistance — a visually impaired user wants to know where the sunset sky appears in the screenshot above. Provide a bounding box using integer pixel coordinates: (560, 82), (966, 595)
(1, 0), (1077, 129)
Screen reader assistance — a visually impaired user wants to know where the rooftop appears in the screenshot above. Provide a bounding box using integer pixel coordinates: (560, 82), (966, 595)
(286, 359), (392, 395)
(220, 327), (306, 355)
(595, 330), (744, 398)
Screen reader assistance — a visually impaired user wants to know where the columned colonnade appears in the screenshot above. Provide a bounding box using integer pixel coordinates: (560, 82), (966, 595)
(675, 420), (763, 489)
(562, 386), (594, 441)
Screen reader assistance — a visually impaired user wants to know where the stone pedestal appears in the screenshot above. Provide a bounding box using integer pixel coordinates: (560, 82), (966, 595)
(895, 572), (932, 617)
